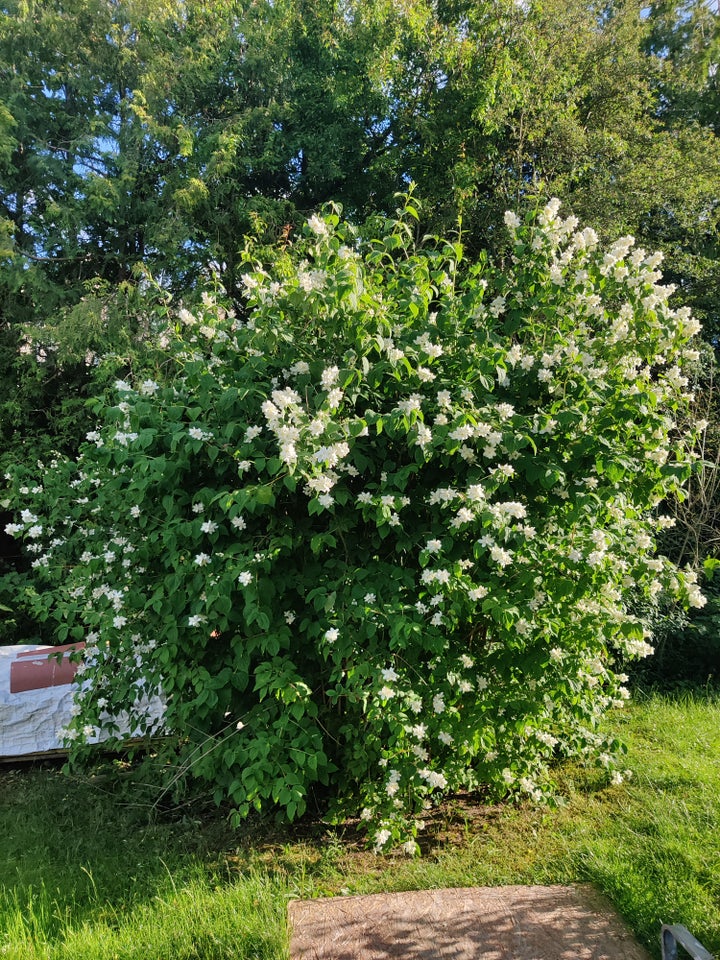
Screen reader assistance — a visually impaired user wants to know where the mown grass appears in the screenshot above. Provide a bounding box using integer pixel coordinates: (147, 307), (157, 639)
(1, 690), (719, 959)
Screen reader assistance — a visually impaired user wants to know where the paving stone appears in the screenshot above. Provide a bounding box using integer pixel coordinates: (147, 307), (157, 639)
(289, 884), (653, 960)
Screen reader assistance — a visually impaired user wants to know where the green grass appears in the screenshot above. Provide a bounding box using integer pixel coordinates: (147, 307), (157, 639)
(1, 691), (719, 959)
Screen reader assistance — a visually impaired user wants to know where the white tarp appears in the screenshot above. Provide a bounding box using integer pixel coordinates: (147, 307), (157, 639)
(0, 644), (164, 759)
(0, 644), (78, 757)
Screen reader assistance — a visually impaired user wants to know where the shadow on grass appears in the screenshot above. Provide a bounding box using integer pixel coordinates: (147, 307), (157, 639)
(2, 690), (719, 958)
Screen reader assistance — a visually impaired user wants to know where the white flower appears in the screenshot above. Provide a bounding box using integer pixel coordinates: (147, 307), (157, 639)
(490, 545), (513, 567)
(364, 593), (376, 604)
(321, 365), (340, 389)
(386, 779), (399, 796)
(298, 268), (326, 292)
(201, 520), (218, 534)
(194, 552), (211, 566)
(416, 424), (432, 447)
(113, 615), (127, 629)
(381, 667), (398, 682)
(425, 539), (442, 553)
(397, 394), (423, 415)
(688, 587), (706, 608)
(450, 507), (474, 528)
(192, 502), (205, 514)
(438, 730), (454, 745)
(324, 628), (339, 643)
(488, 296), (505, 317)
(432, 693), (445, 714)
(139, 379), (159, 395)
(230, 515), (246, 530)
(188, 614), (206, 627)
(308, 214), (329, 237)
(237, 571), (252, 586)
(272, 387), (301, 409)
(418, 768), (447, 789)
(307, 474), (336, 493)
(188, 427), (205, 440)
(312, 442), (349, 467)
(373, 829), (392, 851)
(449, 423), (473, 442)
(130, 505), (141, 518)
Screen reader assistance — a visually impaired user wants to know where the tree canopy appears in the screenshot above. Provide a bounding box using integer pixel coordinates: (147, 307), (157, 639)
(1, 0), (717, 327)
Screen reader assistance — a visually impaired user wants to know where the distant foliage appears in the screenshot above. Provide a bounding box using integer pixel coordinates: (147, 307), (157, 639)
(5, 201), (705, 850)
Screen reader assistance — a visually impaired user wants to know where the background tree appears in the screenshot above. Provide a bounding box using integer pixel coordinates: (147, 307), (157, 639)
(2, 0), (717, 331)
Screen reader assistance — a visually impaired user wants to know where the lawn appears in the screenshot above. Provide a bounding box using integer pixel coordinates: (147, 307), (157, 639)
(1, 690), (718, 960)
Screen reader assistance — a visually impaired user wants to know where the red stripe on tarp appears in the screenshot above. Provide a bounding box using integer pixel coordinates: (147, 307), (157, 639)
(9, 643), (86, 693)
(13, 642), (84, 659)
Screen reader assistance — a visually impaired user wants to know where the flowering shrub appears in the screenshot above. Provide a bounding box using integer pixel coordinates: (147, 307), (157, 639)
(4, 200), (705, 851)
